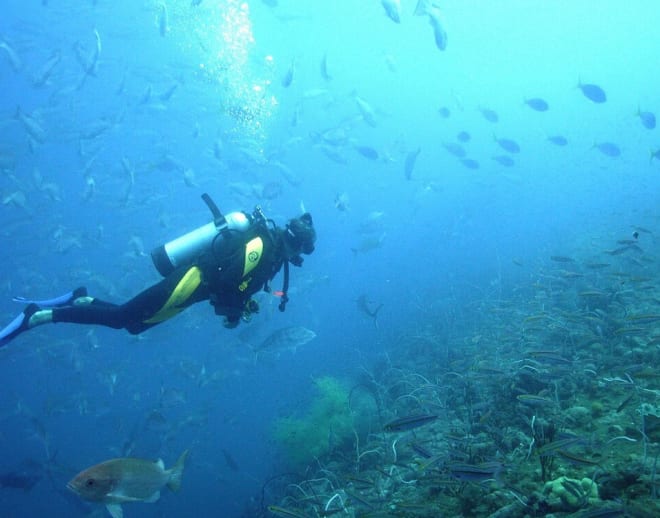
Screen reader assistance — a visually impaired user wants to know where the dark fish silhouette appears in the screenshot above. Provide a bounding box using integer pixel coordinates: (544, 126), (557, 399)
(384, 414), (438, 432)
(221, 449), (239, 472)
(404, 147), (421, 180)
(524, 97), (549, 111)
(594, 142), (621, 157)
(479, 107), (499, 123)
(547, 135), (568, 146)
(636, 108), (656, 129)
(492, 155), (515, 167)
(578, 82), (607, 103)
(356, 294), (383, 328)
(461, 158), (479, 169)
(438, 106), (450, 118)
(0, 460), (43, 491)
(355, 145), (379, 160)
(456, 131), (471, 143)
(281, 59), (295, 88)
(495, 137), (520, 154)
(442, 142), (466, 158)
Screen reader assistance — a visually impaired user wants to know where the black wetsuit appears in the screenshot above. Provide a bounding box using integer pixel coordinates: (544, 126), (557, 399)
(51, 223), (284, 334)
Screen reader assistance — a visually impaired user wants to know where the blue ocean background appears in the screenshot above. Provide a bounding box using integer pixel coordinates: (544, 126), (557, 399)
(1, 1), (659, 517)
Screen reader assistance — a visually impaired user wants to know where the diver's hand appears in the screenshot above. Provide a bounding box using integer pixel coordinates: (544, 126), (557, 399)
(241, 299), (259, 323)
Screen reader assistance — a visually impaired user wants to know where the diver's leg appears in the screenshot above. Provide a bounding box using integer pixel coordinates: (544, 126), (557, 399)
(53, 266), (208, 334)
(0, 304), (42, 346)
(0, 266), (208, 345)
(0, 294), (128, 347)
(0, 287), (89, 346)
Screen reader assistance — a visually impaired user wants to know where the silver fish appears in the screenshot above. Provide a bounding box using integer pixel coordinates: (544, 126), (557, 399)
(253, 326), (317, 356)
(382, 0), (402, 23)
(68, 450), (188, 518)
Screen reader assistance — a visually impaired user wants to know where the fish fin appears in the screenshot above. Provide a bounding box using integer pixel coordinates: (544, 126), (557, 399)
(106, 504), (123, 518)
(144, 490), (161, 503)
(166, 449), (189, 492)
(156, 458), (165, 470)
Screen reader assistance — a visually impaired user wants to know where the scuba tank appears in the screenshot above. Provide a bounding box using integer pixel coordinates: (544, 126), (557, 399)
(151, 193), (254, 277)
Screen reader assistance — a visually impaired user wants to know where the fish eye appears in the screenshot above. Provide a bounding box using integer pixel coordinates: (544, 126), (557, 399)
(85, 478), (95, 487)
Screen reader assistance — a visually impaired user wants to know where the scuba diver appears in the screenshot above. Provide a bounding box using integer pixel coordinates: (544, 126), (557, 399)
(0, 194), (316, 346)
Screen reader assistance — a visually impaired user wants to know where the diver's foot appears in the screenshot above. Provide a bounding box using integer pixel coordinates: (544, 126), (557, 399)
(0, 303), (41, 347)
(12, 287), (88, 308)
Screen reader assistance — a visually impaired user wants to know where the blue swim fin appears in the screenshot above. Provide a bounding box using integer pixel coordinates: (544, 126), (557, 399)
(0, 303), (40, 347)
(12, 287), (87, 308)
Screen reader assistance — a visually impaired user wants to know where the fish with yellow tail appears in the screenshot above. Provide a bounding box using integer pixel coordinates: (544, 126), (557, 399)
(67, 450), (188, 518)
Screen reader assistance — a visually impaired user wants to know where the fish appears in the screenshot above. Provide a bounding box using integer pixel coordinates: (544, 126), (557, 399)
(404, 147), (421, 180)
(281, 59), (295, 88)
(384, 414), (438, 432)
(355, 96), (377, 127)
(159, 3), (169, 37)
(427, 7), (447, 51)
(159, 84), (178, 102)
(461, 158), (479, 169)
(0, 460), (43, 491)
(75, 29), (102, 82)
(414, 0), (438, 15)
(33, 50), (61, 87)
(381, 0), (401, 23)
(616, 392), (636, 413)
(448, 461), (503, 482)
(524, 98), (549, 111)
(414, 1), (446, 49)
(0, 39), (23, 72)
(221, 449), (239, 472)
(479, 107), (499, 123)
(636, 108), (656, 129)
(438, 106), (451, 118)
(456, 131), (471, 143)
(584, 262), (610, 269)
(351, 233), (386, 254)
(410, 441), (434, 459)
(494, 137), (520, 154)
(67, 450), (188, 518)
(536, 436), (585, 457)
(253, 326), (316, 356)
(358, 211), (386, 233)
(356, 294), (383, 328)
(442, 142), (466, 158)
(516, 394), (556, 407)
(550, 255), (574, 262)
(334, 192), (350, 211)
(547, 135), (568, 146)
(15, 107), (46, 143)
(355, 145), (379, 160)
(320, 52), (332, 81)
(650, 148), (660, 163)
(526, 351), (571, 365)
(555, 450), (600, 467)
(594, 142), (621, 157)
(80, 118), (114, 140)
(492, 155), (515, 167)
(578, 82), (607, 103)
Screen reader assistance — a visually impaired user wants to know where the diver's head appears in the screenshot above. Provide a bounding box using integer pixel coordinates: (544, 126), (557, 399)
(283, 212), (316, 261)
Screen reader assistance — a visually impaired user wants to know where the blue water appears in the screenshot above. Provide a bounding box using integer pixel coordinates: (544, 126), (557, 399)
(0, 1), (658, 516)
